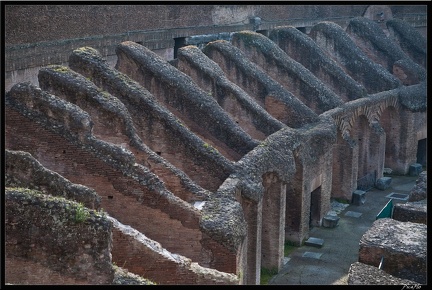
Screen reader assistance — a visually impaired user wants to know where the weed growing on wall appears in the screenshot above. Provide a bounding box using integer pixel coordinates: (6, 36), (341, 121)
(74, 202), (90, 223)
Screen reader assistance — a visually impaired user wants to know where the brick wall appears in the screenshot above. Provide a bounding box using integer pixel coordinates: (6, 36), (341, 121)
(110, 218), (239, 285)
(5, 107), (206, 263)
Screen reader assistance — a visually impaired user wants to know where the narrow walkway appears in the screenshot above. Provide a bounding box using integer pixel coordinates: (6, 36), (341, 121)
(269, 175), (417, 285)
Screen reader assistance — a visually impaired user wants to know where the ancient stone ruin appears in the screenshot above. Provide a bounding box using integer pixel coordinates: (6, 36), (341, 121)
(5, 12), (427, 285)
(348, 171), (427, 285)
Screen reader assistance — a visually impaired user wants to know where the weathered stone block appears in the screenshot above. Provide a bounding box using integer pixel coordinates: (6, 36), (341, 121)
(375, 177), (392, 190)
(408, 171), (427, 202)
(322, 215), (340, 228)
(348, 262), (419, 285)
(409, 163), (422, 176)
(351, 190), (366, 205)
(359, 218), (426, 284)
(393, 202), (427, 224)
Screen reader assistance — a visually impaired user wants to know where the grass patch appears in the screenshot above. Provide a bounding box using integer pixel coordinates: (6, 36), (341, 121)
(284, 240), (299, 256)
(260, 267), (278, 285)
(333, 197), (349, 204)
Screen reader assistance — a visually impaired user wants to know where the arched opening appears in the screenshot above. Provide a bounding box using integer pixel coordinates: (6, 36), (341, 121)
(380, 106), (401, 172)
(353, 115), (384, 191)
(309, 186), (322, 228)
(173, 37), (187, 59)
(331, 129), (358, 201)
(416, 138), (427, 168)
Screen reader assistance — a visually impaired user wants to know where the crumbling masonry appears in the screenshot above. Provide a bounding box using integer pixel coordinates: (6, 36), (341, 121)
(5, 15), (426, 285)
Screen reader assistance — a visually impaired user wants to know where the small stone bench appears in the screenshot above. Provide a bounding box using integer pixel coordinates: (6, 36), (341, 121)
(348, 262), (419, 285)
(375, 177), (392, 190)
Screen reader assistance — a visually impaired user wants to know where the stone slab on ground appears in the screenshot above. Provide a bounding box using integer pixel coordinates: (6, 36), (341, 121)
(358, 218), (427, 284)
(348, 262), (419, 285)
(392, 202), (427, 224)
(344, 211), (362, 218)
(302, 252), (322, 259)
(304, 237), (324, 248)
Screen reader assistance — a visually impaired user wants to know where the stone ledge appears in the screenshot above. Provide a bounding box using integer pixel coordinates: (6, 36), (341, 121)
(393, 202), (427, 224)
(359, 218), (426, 284)
(348, 262), (419, 285)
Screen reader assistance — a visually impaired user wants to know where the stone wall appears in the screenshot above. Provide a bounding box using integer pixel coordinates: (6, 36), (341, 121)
(175, 44), (285, 140)
(110, 217), (239, 285)
(5, 5), (426, 91)
(5, 82), (237, 269)
(3, 5), (373, 45)
(4, 11), (427, 284)
(5, 188), (114, 284)
(231, 31), (343, 114)
(348, 262), (419, 285)
(202, 39), (319, 128)
(309, 21), (401, 94)
(5, 149), (101, 209)
(115, 41), (258, 160)
(67, 47), (232, 194)
(269, 26), (368, 102)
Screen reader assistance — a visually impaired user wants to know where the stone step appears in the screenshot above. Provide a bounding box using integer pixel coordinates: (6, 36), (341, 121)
(305, 237), (324, 248)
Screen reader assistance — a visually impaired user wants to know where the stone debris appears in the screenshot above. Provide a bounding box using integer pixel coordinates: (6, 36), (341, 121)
(408, 171), (427, 202)
(327, 200), (350, 216)
(358, 218), (426, 284)
(348, 262), (419, 285)
(393, 202), (427, 224)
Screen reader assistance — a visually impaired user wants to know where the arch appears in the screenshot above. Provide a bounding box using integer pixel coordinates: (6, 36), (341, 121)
(379, 105), (419, 174)
(353, 114), (385, 190)
(331, 129), (358, 201)
(380, 105), (401, 171)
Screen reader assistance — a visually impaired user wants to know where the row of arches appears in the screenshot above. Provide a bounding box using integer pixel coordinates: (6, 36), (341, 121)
(237, 98), (426, 284)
